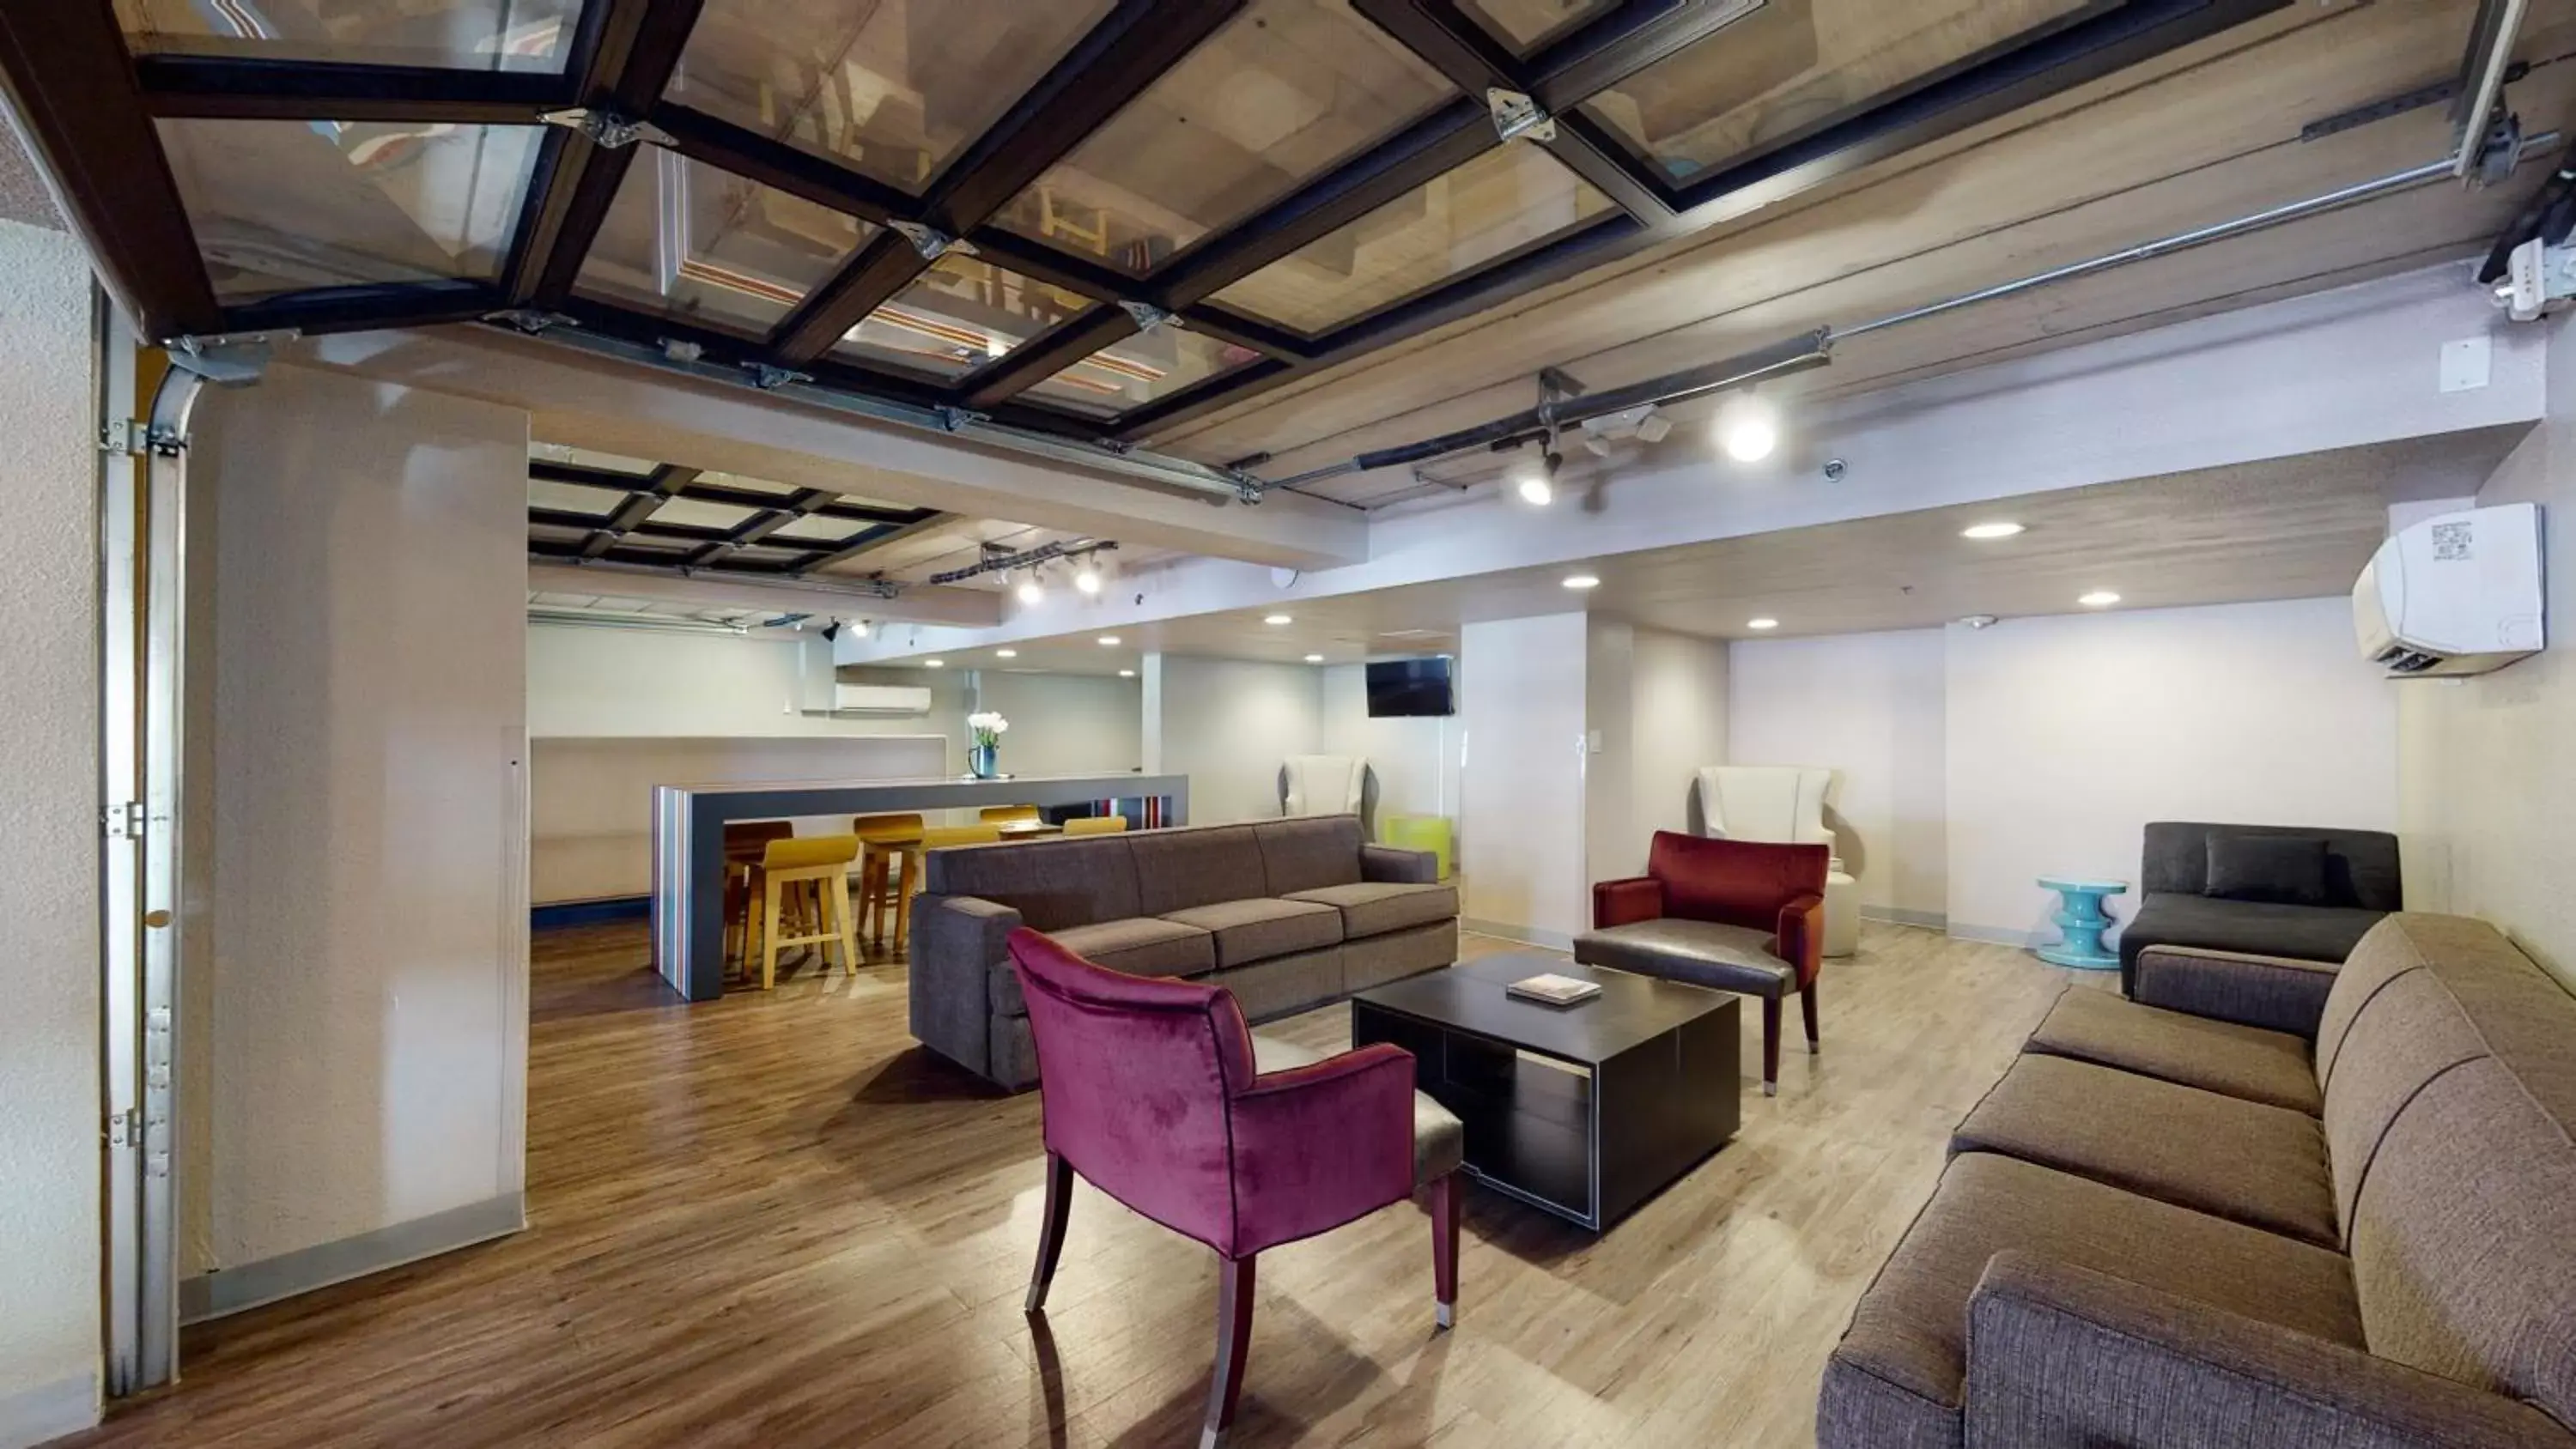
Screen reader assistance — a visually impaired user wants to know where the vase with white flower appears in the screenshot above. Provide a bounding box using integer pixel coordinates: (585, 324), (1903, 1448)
(967, 712), (1009, 779)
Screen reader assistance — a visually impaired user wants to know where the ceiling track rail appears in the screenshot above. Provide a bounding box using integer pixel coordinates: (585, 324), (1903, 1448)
(1252, 134), (2561, 494)
(534, 555), (906, 600)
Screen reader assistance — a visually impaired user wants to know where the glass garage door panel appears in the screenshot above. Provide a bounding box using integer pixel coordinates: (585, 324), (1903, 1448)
(1029, 328), (1266, 415)
(575, 149), (874, 335)
(116, 0), (581, 70)
(834, 253), (1097, 379)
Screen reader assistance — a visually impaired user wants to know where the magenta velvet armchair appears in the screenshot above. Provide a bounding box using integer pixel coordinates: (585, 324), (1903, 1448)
(1008, 926), (1464, 1448)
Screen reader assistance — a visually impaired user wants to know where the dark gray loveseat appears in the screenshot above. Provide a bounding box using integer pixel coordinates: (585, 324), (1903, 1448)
(2117, 822), (2401, 994)
(908, 815), (1456, 1090)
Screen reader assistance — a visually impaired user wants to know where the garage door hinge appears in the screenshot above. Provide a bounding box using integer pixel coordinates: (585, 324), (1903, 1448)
(99, 420), (185, 457)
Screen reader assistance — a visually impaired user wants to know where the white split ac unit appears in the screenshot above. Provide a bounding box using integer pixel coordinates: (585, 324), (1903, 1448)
(832, 683), (933, 715)
(2353, 502), (2544, 676)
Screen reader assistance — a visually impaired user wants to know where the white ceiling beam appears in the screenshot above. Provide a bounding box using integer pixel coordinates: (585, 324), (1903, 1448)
(297, 328), (1368, 570)
(527, 562), (1002, 627)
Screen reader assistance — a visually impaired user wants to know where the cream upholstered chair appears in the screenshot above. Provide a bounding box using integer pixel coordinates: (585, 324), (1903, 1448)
(1696, 767), (1861, 958)
(1279, 755), (1371, 833)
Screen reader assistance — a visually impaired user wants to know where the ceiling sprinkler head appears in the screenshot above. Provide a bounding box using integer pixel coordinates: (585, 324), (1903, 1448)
(1957, 614), (2000, 629)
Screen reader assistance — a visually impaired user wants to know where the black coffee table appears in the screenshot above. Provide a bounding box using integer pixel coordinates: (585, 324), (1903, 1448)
(1351, 952), (1741, 1231)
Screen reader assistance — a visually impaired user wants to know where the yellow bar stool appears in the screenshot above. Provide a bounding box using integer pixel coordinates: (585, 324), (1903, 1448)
(979, 803), (1042, 824)
(1061, 815), (1128, 836)
(752, 834), (860, 990)
(722, 821), (796, 979)
(853, 812), (926, 950)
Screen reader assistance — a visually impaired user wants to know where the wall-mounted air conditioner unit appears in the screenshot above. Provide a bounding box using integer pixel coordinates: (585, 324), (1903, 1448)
(2353, 502), (2544, 677)
(833, 684), (933, 715)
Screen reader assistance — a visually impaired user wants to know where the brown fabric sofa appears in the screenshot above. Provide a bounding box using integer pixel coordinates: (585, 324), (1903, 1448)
(908, 815), (1455, 1090)
(1819, 912), (2576, 1448)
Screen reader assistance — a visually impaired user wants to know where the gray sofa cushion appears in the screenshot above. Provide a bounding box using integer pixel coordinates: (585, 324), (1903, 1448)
(1130, 825), (1267, 916)
(1820, 1154), (2364, 1449)
(1574, 918), (1791, 998)
(2120, 892), (2389, 973)
(1952, 1053), (2337, 1247)
(1255, 815), (1364, 895)
(990, 917), (1215, 1016)
(2024, 986), (2320, 1114)
(1283, 881), (1456, 939)
(1160, 896), (1342, 969)
(1343, 919), (1456, 994)
(921, 834), (1139, 931)
(2205, 832), (2332, 906)
(2142, 821), (2403, 909)
(1212, 947), (1342, 1022)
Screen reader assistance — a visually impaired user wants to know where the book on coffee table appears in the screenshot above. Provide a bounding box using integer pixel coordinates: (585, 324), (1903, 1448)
(1506, 973), (1602, 1007)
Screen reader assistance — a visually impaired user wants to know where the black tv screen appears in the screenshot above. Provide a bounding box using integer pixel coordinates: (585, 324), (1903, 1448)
(1366, 658), (1455, 717)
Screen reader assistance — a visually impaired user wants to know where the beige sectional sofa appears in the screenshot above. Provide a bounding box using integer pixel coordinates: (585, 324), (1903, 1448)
(908, 815), (1456, 1090)
(1820, 912), (2576, 1448)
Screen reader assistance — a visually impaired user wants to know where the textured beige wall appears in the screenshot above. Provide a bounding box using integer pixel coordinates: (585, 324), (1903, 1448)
(2398, 318), (2576, 987)
(0, 219), (101, 1440)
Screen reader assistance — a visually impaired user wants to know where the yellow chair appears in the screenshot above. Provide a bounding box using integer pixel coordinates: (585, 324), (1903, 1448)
(979, 804), (1042, 824)
(1062, 815), (1128, 836)
(722, 821), (797, 978)
(853, 812), (926, 950)
(751, 835), (860, 990)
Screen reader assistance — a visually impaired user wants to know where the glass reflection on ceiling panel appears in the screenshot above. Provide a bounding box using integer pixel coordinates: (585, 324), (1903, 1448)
(991, 0), (1451, 276)
(833, 254), (1095, 378)
(575, 149), (873, 334)
(528, 478), (629, 514)
(1210, 142), (1612, 334)
(115, 0), (580, 70)
(1580, 0), (2096, 182)
(1029, 327), (1264, 415)
(158, 118), (539, 301)
(668, 0), (1118, 195)
(1455, 0), (1619, 56)
(769, 514), (866, 543)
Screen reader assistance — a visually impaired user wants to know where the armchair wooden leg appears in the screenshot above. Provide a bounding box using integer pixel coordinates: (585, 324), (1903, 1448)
(1201, 1254), (1256, 1449)
(1429, 1171), (1460, 1331)
(1760, 996), (1781, 1097)
(1024, 1151), (1073, 1314)
(1801, 979), (1820, 1054)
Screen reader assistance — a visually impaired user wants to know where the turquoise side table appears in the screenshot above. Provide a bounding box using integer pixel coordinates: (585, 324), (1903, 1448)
(2036, 876), (2127, 970)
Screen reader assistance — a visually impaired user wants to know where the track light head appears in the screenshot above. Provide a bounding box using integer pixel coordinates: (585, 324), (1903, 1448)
(1716, 391), (1780, 463)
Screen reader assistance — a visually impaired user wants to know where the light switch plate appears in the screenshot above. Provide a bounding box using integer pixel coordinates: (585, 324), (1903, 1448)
(2439, 336), (2492, 393)
(1587, 729), (1604, 754)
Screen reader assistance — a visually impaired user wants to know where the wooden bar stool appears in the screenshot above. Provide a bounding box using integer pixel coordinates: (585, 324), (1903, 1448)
(1061, 815), (1127, 836)
(852, 813), (926, 951)
(722, 821), (796, 980)
(752, 834), (860, 990)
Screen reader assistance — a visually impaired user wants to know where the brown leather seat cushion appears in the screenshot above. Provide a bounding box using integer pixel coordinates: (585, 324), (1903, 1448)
(1573, 918), (1790, 997)
(1158, 897), (1342, 969)
(2026, 985), (2319, 1114)
(1952, 1054), (2338, 1247)
(1283, 881), (1456, 939)
(1822, 1154), (2364, 1447)
(989, 917), (1212, 1015)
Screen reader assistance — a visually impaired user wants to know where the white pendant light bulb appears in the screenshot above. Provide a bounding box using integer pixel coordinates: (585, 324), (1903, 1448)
(1716, 392), (1779, 463)
(1516, 473), (1554, 506)
(1073, 558), (1103, 595)
(1014, 570), (1044, 606)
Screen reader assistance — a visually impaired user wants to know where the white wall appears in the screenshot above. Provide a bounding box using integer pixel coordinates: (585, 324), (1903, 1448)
(1584, 617), (1636, 887)
(972, 670), (1144, 779)
(1460, 615), (1590, 944)
(184, 365), (532, 1299)
(1318, 663), (1457, 834)
(2400, 314), (2576, 986)
(1628, 627), (1730, 861)
(0, 218), (103, 1447)
(528, 624), (923, 737)
(1946, 598), (2398, 943)
(1146, 656), (1323, 824)
(1730, 630), (1947, 922)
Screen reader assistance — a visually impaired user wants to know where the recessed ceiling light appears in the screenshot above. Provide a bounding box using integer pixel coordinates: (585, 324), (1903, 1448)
(1117, 669), (1136, 678)
(1747, 617), (1779, 630)
(1265, 614), (1292, 625)
(1562, 573), (1600, 590)
(1961, 521), (2025, 540)
(995, 648), (1018, 658)
(2078, 591), (2121, 608)
(1097, 634), (1121, 646)
(1304, 653), (1324, 664)
(923, 658), (945, 668)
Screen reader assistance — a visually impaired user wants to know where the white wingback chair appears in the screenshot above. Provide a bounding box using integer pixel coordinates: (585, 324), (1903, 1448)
(1696, 766), (1862, 958)
(1280, 755), (1370, 827)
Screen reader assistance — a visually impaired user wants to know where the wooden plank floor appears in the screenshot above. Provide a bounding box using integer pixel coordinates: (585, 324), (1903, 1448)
(77, 920), (2085, 1448)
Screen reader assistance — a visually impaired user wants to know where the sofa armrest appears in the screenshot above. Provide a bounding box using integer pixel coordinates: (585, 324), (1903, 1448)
(1776, 891), (1825, 988)
(1226, 1043), (1419, 1256)
(1965, 1252), (2563, 1449)
(2131, 945), (2338, 1038)
(907, 894), (1024, 1081)
(1594, 876), (1664, 929)
(1361, 843), (1438, 884)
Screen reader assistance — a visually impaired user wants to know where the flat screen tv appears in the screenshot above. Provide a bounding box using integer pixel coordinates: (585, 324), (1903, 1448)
(1366, 658), (1455, 717)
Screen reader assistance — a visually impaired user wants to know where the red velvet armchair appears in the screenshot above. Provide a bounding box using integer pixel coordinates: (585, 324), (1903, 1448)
(1007, 927), (1464, 1449)
(1575, 832), (1829, 1096)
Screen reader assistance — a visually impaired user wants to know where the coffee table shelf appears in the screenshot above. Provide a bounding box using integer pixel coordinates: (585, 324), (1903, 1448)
(1352, 953), (1741, 1232)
